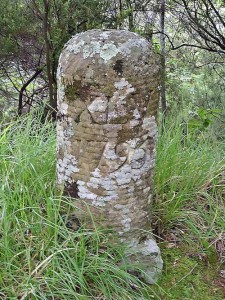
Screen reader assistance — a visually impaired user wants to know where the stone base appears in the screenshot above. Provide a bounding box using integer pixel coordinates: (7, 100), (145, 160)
(125, 237), (163, 284)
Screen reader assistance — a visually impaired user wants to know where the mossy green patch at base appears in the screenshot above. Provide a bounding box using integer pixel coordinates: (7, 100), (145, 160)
(151, 244), (224, 300)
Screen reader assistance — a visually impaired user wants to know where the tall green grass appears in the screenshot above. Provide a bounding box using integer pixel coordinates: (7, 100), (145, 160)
(154, 117), (225, 244)
(0, 113), (224, 299)
(0, 115), (154, 299)
(151, 117), (225, 299)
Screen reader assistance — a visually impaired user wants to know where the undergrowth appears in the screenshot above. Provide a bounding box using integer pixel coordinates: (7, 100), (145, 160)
(154, 117), (225, 241)
(153, 117), (225, 299)
(0, 113), (224, 299)
(0, 116), (153, 299)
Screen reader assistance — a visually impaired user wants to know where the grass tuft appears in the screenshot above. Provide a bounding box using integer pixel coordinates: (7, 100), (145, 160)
(0, 114), (155, 299)
(154, 118), (225, 236)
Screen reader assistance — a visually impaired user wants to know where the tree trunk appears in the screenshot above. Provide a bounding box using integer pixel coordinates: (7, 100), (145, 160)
(126, 0), (134, 31)
(160, 0), (167, 130)
(43, 0), (57, 119)
(144, 10), (157, 43)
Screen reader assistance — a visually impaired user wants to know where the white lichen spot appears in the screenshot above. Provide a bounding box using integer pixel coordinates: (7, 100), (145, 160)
(91, 168), (101, 178)
(61, 103), (68, 114)
(101, 179), (116, 191)
(125, 237), (140, 248)
(127, 138), (139, 148)
(114, 204), (130, 214)
(126, 237), (163, 282)
(130, 148), (145, 169)
(83, 41), (101, 59)
(107, 79), (135, 121)
(103, 143), (119, 160)
(87, 181), (99, 189)
(57, 81), (65, 106)
(88, 97), (108, 113)
(56, 54), (63, 80)
(100, 32), (109, 39)
(129, 109), (141, 128)
(121, 217), (132, 232)
(57, 151), (79, 185)
(147, 194), (152, 204)
(128, 186), (135, 193)
(64, 118), (74, 138)
(114, 78), (129, 90)
(89, 171), (117, 193)
(144, 187), (151, 193)
(142, 116), (157, 138)
(113, 165), (132, 185)
(100, 43), (119, 62)
(114, 204), (125, 210)
(66, 40), (85, 54)
(77, 172), (118, 207)
(118, 38), (149, 56)
(82, 41), (119, 62)
(133, 108), (141, 119)
(129, 119), (140, 127)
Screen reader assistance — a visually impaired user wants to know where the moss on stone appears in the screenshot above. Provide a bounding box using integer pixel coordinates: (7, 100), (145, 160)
(99, 84), (114, 97)
(65, 83), (80, 102)
(150, 243), (224, 300)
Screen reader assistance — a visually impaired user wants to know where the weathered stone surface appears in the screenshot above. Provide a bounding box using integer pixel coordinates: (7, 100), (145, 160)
(56, 29), (163, 283)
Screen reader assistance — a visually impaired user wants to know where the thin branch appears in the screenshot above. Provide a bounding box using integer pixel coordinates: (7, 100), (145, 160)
(195, 61), (225, 68)
(207, 0), (225, 28)
(152, 31), (225, 54)
(1, 66), (21, 93)
(18, 68), (43, 115)
(173, 0), (225, 51)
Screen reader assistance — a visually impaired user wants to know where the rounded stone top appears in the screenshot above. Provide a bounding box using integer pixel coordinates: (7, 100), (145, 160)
(57, 29), (160, 88)
(63, 29), (150, 61)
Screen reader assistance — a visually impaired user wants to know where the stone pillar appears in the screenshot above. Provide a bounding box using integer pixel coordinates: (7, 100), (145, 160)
(57, 29), (163, 283)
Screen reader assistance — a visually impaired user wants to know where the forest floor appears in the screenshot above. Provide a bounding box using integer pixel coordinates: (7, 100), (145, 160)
(151, 236), (225, 299)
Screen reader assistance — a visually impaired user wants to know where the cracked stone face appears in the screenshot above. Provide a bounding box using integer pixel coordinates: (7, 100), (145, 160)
(56, 29), (163, 283)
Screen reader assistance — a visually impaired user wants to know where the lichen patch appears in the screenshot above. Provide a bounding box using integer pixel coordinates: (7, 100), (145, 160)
(57, 151), (79, 185)
(82, 41), (119, 63)
(66, 40), (85, 55)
